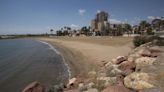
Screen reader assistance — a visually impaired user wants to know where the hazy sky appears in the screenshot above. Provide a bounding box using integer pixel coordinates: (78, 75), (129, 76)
(0, 0), (164, 34)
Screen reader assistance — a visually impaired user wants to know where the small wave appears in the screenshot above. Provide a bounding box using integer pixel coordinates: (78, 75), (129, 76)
(38, 40), (71, 79)
(39, 41), (61, 55)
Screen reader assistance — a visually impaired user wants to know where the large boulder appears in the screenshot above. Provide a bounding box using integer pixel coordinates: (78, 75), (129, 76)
(22, 81), (45, 92)
(129, 53), (141, 60)
(138, 49), (151, 57)
(127, 57), (135, 62)
(124, 72), (155, 90)
(135, 57), (156, 67)
(138, 48), (161, 58)
(119, 61), (136, 71)
(78, 83), (87, 91)
(105, 61), (113, 68)
(149, 46), (162, 53)
(122, 69), (135, 77)
(86, 82), (95, 89)
(118, 61), (136, 76)
(110, 67), (122, 77)
(102, 77), (134, 92)
(97, 77), (117, 87)
(97, 68), (108, 77)
(99, 60), (108, 67)
(105, 64), (122, 77)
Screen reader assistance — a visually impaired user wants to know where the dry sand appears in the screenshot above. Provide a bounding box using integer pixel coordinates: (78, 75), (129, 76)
(35, 36), (133, 77)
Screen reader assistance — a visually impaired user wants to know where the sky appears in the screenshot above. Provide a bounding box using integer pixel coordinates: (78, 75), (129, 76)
(0, 0), (164, 34)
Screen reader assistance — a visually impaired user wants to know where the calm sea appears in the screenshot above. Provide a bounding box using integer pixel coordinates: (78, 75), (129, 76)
(0, 39), (69, 92)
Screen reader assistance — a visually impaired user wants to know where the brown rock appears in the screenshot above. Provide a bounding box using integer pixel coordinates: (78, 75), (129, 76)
(67, 78), (77, 88)
(135, 57), (156, 67)
(149, 46), (162, 53)
(128, 57), (135, 62)
(119, 61), (136, 71)
(100, 61), (108, 67)
(22, 81), (44, 92)
(118, 61), (136, 76)
(150, 52), (159, 58)
(106, 65), (122, 77)
(105, 62), (113, 68)
(122, 69), (134, 76)
(114, 56), (127, 64)
(116, 75), (124, 82)
(124, 72), (155, 90)
(138, 49), (151, 57)
(97, 77), (117, 87)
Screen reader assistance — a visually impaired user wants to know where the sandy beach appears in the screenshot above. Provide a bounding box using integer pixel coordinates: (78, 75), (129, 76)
(36, 36), (133, 78)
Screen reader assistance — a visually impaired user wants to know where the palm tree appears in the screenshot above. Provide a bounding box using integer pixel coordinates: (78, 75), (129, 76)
(124, 23), (132, 35)
(152, 18), (164, 31)
(67, 27), (71, 31)
(116, 24), (123, 36)
(56, 30), (62, 36)
(50, 29), (54, 35)
(81, 26), (90, 36)
(139, 21), (150, 35)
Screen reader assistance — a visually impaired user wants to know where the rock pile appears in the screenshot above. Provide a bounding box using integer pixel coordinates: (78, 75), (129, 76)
(62, 43), (161, 92)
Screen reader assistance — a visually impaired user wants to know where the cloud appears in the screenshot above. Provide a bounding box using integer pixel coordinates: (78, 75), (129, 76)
(97, 10), (101, 13)
(70, 24), (79, 28)
(147, 16), (161, 20)
(111, 14), (115, 17)
(147, 16), (156, 20)
(130, 17), (141, 24)
(78, 9), (86, 16)
(109, 19), (123, 24)
(156, 16), (161, 19)
(134, 17), (141, 21)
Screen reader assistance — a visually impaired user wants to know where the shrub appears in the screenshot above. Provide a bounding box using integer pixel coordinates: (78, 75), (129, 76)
(133, 36), (146, 47)
(133, 35), (164, 47)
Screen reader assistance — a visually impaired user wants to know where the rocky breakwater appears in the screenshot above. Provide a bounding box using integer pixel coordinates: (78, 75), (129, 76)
(63, 42), (163, 92)
(21, 42), (164, 92)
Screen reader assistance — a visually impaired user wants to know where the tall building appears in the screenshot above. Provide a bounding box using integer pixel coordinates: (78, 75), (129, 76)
(96, 11), (108, 22)
(91, 11), (110, 35)
(91, 19), (98, 31)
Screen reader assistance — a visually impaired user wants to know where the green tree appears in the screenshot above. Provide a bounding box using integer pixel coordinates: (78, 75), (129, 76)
(139, 20), (150, 35)
(56, 30), (62, 36)
(152, 18), (164, 31)
(124, 23), (132, 34)
(81, 26), (90, 35)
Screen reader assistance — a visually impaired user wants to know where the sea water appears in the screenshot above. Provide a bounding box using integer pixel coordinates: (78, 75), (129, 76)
(0, 39), (69, 92)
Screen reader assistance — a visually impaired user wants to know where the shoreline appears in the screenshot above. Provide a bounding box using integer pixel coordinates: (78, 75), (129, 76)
(41, 40), (98, 78)
(38, 40), (72, 80)
(35, 37), (133, 79)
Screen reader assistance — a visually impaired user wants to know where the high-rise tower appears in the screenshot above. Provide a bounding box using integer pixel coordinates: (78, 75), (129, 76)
(91, 11), (110, 36)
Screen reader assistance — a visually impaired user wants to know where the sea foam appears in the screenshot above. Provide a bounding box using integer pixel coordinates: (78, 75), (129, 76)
(38, 40), (71, 79)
